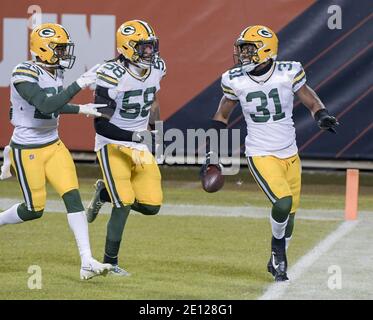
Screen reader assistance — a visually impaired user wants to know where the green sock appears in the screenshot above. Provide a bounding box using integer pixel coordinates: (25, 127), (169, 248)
(103, 205), (131, 265)
(285, 213), (295, 238)
(62, 189), (84, 213)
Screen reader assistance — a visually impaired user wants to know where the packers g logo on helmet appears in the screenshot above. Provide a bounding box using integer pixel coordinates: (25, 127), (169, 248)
(120, 25), (136, 35)
(30, 23), (76, 69)
(234, 25), (278, 66)
(257, 28), (273, 38)
(116, 20), (159, 69)
(38, 28), (56, 38)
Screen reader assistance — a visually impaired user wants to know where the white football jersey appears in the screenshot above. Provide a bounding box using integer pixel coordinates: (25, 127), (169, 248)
(221, 61), (306, 158)
(10, 61), (64, 145)
(94, 58), (166, 152)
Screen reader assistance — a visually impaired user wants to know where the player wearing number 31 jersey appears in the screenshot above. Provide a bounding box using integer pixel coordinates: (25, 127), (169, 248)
(202, 25), (339, 281)
(85, 20), (166, 276)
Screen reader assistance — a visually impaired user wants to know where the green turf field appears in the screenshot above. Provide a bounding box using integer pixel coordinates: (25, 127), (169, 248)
(0, 214), (338, 300)
(1, 165), (372, 210)
(0, 165), (371, 299)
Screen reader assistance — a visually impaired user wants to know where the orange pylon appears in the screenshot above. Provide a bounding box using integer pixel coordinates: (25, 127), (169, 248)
(345, 169), (359, 220)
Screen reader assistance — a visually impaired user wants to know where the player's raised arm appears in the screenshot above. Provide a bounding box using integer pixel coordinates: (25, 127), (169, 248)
(296, 84), (339, 133)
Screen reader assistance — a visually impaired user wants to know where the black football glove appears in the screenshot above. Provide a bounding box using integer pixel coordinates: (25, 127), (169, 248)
(314, 109), (339, 134)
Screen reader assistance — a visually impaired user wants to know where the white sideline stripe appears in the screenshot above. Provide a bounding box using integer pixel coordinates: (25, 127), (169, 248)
(258, 220), (359, 300)
(3, 199), (373, 220)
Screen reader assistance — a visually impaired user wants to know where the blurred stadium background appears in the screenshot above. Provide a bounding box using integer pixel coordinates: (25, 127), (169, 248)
(0, 0), (372, 300)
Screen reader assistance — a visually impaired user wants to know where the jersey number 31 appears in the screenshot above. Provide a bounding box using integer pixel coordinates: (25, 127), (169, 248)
(247, 88), (285, 123)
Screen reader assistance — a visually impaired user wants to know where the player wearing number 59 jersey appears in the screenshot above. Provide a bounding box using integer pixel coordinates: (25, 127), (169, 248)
(86, 20), (166, 276)
(203, 25), (339, 281)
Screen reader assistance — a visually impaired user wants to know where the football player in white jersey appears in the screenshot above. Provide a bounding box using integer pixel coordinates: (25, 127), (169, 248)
(0, 23), (113, 280)
(85, 20), (166, 275)
(201, 25), (338, 281)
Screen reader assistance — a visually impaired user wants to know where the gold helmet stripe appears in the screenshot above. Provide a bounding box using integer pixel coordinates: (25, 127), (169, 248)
(52, 23), (71, 40)
(135, 20), (154, 37)
(241, 26), (253, 39)
(60, 25), (71, 39)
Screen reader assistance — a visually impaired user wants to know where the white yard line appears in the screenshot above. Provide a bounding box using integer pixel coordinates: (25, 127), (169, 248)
(258, 220), (359, 300)
(0, 197), (355, 220)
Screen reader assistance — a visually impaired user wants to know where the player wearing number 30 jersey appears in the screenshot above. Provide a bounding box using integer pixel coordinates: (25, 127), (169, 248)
(85, 20), (166, 276)
(202, 25), (339, 282)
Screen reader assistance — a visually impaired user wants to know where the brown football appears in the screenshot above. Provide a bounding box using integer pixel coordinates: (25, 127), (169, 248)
(201, 165), (225, 193)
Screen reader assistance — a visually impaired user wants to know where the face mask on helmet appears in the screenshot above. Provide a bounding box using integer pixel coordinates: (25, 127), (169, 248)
(132, 39), (159, 69)
(49, 42), (76, 69)
(234, 41), (262, 72)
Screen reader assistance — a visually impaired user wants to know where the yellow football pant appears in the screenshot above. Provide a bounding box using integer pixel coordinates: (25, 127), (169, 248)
(97, 144), (162, 208)
(247, 154), (301, 213)
(10, 140), (79, 212)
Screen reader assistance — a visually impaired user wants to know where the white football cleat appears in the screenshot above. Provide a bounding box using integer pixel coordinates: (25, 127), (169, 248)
(80, 258), (114, 280)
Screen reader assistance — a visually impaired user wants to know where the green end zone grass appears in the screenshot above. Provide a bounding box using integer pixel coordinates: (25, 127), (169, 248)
(0, 213), (338, 300)
(0, 164), (369, 299)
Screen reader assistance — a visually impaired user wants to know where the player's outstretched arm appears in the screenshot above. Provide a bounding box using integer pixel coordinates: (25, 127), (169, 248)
(296, 84), (339, 133)
(15, 81), (81, 114)
(13, 65), (100, 115)
(58, 103), (106, 117)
